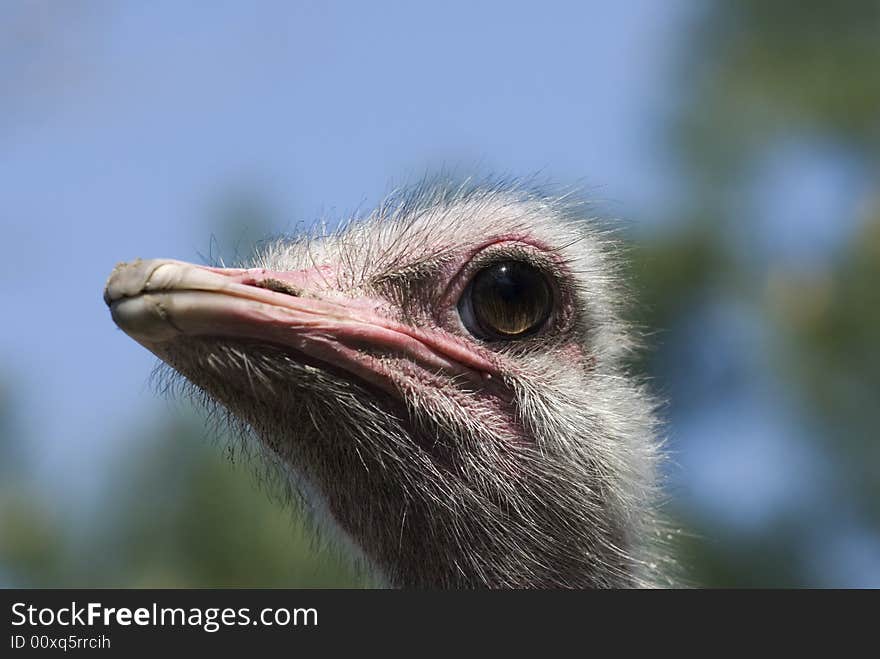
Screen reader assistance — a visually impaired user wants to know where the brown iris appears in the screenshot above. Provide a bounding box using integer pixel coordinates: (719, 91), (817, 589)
(459, 261), (553, 339)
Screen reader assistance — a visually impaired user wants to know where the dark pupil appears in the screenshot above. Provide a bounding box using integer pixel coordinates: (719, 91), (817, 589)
(471, 261), (552, 337)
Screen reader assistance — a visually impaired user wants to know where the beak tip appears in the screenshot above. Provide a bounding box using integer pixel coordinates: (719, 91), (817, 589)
(104, 258), (175, 306)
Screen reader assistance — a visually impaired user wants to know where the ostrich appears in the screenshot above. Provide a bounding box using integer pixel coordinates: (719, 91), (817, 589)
(103, 181), (672, 588)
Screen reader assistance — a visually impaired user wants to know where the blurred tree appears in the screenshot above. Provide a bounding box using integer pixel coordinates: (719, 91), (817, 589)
(95, 412), (364, 587)
(638, 0), (880, 586)
(0, 382), (72, 587)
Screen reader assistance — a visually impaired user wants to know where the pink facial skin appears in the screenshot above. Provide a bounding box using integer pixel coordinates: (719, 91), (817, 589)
(104, 258), (506, 402)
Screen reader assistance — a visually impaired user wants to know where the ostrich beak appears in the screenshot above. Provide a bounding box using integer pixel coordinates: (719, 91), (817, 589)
(104, 259), (495, 395)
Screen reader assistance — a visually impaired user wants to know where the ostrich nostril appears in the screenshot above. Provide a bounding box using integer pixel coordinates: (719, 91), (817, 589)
(252, 277), (305, 297)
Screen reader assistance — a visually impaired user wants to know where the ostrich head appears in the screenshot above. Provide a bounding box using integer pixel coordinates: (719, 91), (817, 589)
(104, 181), (669, 588)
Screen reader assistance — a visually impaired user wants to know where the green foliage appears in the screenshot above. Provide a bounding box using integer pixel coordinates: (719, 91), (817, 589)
(97, 414), (365, 587)
(662, 0), (880, 587)
(0, 405), (364, 588)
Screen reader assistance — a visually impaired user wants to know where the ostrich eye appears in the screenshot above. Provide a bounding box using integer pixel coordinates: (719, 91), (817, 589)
(459, 260), (553, 339)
